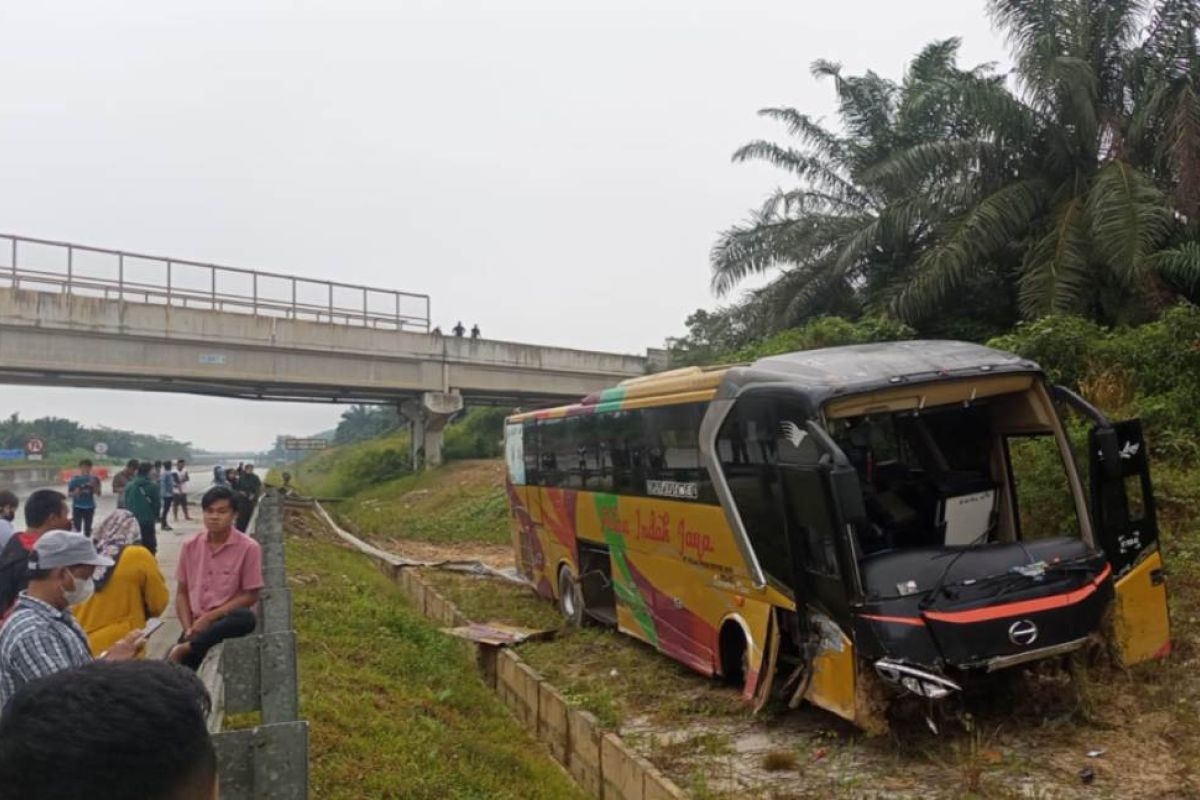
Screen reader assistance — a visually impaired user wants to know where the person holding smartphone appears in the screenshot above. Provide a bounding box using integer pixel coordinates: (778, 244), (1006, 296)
(73, 509), (169, 656)
(0, 531), (145, 708)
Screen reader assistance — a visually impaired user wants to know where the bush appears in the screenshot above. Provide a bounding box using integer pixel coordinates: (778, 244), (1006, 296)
(988, 303), (1200, 461)
(729, 315), (915, 362)
(443, 407), (511, 460)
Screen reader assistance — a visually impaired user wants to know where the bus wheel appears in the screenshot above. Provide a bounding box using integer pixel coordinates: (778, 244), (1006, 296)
(719, 622), (748, 688)
(557, 567), (585, 627)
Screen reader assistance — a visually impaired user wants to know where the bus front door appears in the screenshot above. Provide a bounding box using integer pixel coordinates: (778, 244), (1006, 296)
(1053, 387), (1171, 666)
(776, 419), (859, 722)
(1090, 418), (1171, 664)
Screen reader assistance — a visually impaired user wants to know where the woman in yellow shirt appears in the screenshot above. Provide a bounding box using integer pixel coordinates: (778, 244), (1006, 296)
(74, 510), (169, 655)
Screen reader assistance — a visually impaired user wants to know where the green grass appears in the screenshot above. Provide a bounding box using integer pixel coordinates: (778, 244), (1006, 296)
(421, 571), (563, 631)
(519, 626), (748, 730)
(302, 460), (511, 546)
(287, 531), (584, 800)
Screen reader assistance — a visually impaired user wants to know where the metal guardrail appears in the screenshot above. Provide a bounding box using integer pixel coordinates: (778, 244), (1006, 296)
(203, 492), (309, 800)
(0, 233), (430, 332)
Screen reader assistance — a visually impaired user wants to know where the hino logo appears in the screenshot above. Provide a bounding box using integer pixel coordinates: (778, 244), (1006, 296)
(1008, 619), (1039, 647)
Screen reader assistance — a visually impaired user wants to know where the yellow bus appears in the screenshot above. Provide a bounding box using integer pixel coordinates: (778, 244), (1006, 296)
(502, 341), (1170, 730)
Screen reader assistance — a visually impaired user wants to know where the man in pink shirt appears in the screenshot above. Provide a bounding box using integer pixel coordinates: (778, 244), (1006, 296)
(168, 485), (264, 669)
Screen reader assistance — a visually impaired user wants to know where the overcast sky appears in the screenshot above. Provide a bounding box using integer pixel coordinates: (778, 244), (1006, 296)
(0, 1), (1009, 451)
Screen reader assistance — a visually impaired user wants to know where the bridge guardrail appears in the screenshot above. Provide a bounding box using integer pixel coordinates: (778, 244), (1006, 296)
(201, 491), (310, 800)
(0, 232), (430, 332)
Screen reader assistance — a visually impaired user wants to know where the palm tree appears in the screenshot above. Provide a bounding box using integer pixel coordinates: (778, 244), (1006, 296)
(711, 40), (1019, 330)
(717, 0), (1200, 333)
(890, 0), (1200, 322)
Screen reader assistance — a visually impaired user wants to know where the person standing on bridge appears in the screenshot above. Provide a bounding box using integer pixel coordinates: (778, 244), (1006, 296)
(0, 490), (71, 616)
(123, 463), (160, 556)
(471, 323), (481, 339)
(453, 320), (466, 337)
(0, 531), (145, 708)
(169, 486), (263, 670)
(0, 490), (19, 551)
(110, 459), (138, 510)
(68, 459), (101, 537)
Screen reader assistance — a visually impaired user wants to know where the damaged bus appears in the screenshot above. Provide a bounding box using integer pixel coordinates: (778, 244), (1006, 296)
(502, 341), (1171, 730)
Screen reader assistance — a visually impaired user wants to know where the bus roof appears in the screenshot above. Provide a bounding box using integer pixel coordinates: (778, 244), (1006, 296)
(507, 340), (1039, 423)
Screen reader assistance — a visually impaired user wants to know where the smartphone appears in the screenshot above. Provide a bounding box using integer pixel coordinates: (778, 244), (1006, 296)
(141, 618), (165, 639)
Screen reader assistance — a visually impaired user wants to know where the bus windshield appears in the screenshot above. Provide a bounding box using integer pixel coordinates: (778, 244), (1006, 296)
(829, 398), (1081, 557)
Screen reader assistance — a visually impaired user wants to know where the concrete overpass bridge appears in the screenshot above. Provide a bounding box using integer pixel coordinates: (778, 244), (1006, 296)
(0, 234), (663, 465)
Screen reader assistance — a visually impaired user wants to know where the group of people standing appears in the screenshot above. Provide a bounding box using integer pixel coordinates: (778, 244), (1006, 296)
(0, 462), (270, 796)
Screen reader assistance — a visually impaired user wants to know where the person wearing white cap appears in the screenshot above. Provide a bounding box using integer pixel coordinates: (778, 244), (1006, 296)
(0, 530), (146, 708)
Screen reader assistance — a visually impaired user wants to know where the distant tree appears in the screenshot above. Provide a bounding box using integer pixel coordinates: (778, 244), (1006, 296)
(335, 405), (401, 445)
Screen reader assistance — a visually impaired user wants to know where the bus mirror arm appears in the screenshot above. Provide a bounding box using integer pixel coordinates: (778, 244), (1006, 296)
(1051, 385), (1112, 428)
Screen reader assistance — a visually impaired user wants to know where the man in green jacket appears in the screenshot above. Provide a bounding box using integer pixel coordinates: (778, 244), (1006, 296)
(123, 462), (160, 555)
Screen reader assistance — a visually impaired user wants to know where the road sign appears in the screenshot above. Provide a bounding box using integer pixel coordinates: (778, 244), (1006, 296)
(25, 437), (45, 460)
(283, 438), (329, 451)
(94, 442), (109, 455)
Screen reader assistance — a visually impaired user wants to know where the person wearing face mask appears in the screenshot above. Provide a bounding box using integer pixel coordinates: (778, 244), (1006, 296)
(0, 490), (18, 550)
(0, 530), (145, 709)
(73, 510), (169, 656)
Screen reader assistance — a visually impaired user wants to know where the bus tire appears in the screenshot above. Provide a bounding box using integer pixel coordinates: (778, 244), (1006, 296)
(719, 622), (749, 689)
(557, 566), (585, 627)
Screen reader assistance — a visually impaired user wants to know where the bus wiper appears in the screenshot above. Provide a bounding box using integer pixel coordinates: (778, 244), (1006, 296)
(919, 527), (992, 610)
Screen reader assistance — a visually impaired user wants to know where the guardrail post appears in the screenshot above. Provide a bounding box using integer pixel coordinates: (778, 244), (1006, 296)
(213, 722), (309, 800)
(66, 246), (73, 294)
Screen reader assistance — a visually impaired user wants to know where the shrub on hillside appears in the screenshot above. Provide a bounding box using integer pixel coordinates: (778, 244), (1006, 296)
(444, 407), (510, 460)
(988, 304), (1200, 458)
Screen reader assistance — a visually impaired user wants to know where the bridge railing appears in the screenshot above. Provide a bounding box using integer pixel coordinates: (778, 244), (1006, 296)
(0, 233), (430, 332)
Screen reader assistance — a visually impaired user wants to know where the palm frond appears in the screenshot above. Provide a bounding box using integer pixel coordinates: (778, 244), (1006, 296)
(1086, 160), (1174, 284)
(1149, 240), (1200, 300)
(756, 108), (848, 164)
(1018, 196), (1094, 316)
(893, 179), (1048, 320)
(731, 141), (870, 206)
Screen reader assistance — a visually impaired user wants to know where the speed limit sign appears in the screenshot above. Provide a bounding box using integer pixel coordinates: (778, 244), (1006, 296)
(94, 442), (109, 456)
(25, 436), (45, 461)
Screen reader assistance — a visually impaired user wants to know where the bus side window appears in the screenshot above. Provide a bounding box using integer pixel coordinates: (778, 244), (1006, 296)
(642, 403), (713, 502)
(524, 421), (542, 486)
(717, 398), (791, 585)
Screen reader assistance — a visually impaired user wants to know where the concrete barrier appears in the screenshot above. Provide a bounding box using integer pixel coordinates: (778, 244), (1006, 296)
(568, 709), (605, 797)
(309, 494), (689, 800)
(537, 683), (570, 765)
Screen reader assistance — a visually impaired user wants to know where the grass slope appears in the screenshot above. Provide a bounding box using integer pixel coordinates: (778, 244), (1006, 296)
(299, 459), (510, 546)
(287, 526), (583, 800)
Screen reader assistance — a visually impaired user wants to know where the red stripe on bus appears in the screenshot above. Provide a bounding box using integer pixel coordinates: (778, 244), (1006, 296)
(923, 563), (1113, 624)
(859, 614), (926, 627)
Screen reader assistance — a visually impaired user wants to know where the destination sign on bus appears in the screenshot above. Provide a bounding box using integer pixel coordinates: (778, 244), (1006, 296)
(645, 480), (699, 500)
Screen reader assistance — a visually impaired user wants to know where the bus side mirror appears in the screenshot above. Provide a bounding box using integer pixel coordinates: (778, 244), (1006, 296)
(830, 464), (868, 525)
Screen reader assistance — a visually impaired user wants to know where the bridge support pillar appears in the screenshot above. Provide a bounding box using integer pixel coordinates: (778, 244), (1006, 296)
(401, 391), (464, 469)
